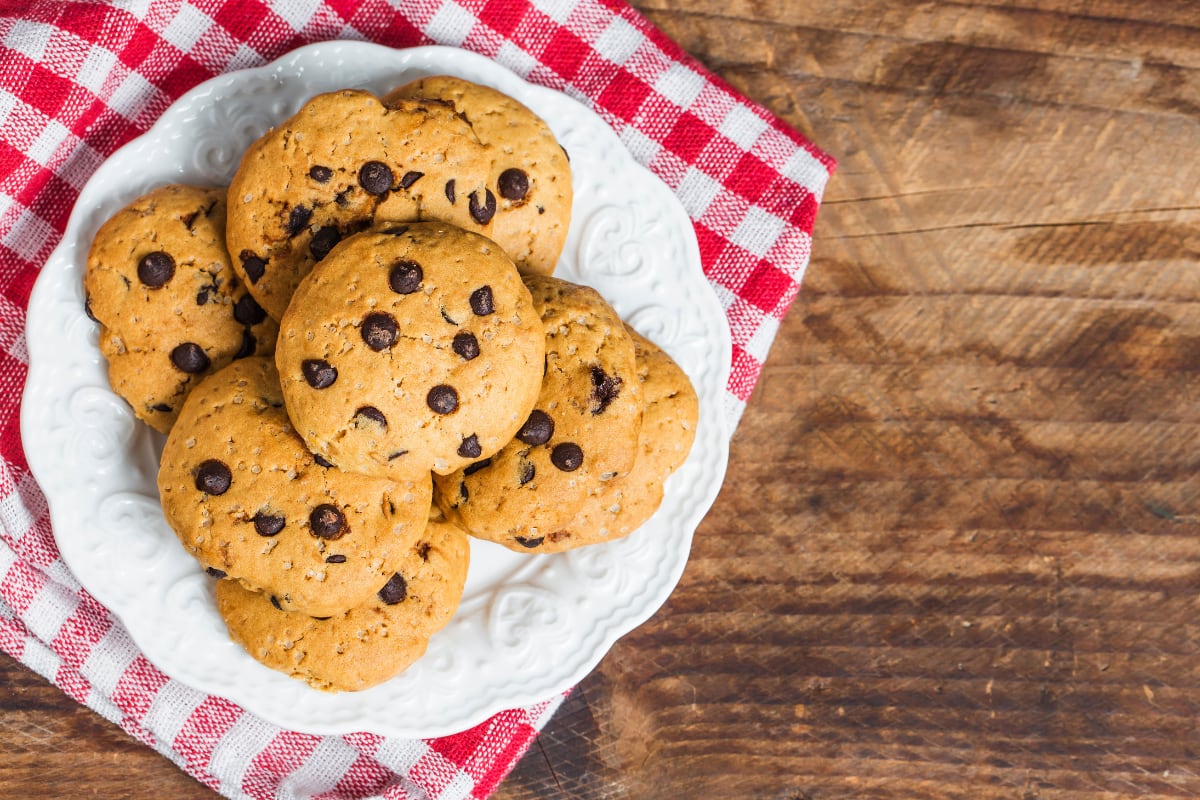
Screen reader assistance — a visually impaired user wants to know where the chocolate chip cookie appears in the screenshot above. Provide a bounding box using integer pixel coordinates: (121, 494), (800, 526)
(157, 357), (432, 618)
(383, 75), (571, 277)
(434, 274), (642, 551)
(520, 328), (698, 553)
(215, 509), (470, 692)
(275, 223), (545, 477)
(84, 184), (277, 433)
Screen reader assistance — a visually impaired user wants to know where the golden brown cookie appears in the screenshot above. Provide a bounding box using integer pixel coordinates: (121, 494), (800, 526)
(383, 75), (571, 277)
(84, 184), (277, 433)
(157, 357), (432, 618)
(215, 510), (470, 692)
(227, 84), (570, 322)
(434, 274), (642, 551)
(274, 223), (544, 477)
(524, 328), (698, 552)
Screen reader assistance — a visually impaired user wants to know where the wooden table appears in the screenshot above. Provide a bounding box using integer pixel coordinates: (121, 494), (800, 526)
(5, 1), (1200, 797)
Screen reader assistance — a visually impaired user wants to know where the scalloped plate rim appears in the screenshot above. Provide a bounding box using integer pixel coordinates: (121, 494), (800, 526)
(20, 41), (732, 738)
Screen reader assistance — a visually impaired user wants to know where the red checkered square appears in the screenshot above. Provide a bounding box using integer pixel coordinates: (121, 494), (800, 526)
(597, 68), (651, 122)
(662, 110), (716, 163)
(537, 26), (590, 81)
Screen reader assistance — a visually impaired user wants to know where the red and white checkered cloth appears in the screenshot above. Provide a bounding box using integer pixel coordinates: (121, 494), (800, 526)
(0, 0), (833, 797)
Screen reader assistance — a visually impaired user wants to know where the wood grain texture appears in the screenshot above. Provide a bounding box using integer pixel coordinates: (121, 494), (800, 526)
(4, 1), (1200, 798)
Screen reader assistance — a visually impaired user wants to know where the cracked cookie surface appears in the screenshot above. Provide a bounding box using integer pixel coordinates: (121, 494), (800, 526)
(520, 328), (698, 553)
(434, 274), (642, 551)
(227, 84), (569, 321)
(84, 184), (278, 433)
(157, 357), (432, 618)
(215, 509), (470, 692)
(275, 223), (544, 478)
(384, 75), (571, 278)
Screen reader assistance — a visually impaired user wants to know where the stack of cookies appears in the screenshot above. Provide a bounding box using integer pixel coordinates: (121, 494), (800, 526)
(83, 75), (698, 692)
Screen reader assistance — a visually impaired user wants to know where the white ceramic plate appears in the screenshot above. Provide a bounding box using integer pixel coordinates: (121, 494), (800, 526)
(21, 42), (731, 738)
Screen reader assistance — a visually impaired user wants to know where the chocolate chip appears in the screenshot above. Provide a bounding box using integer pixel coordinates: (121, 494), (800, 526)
(309, 504), (346, 539)
(458, 481), (469, 503)
(463, 458), (492, 476)
(387, 450), (407, 460)
(378, 573), (407, 605)
(309, 164), (333, 182)
(445, 179), (456, 204)
(194, 459), (231, 495)
(517, 410), (554, 445)
(301, 359), (337, 389)
(417, 542), (431, 561)
(171, 343), (210, 374)
(150, 403), (172, 412)
(515, 536), (544, 548)
(389, 260), (422, 294)
(239, 250), (266, 284)
(551, 442), (583, 472)
(399, 170), (424, 189)
(286, 205), (312, 237)
(309, 226), (342, 260)
(426, 385), (458, 415)
(270, 595), (282, 611)
(469, 286), (494, 316)
(359, 160), (393, 195)
(518, 461), (535, 486)
(361, 312), (399, 351)
(354, 406), (387, 429)
(468, 188), (496, 224)
(457, 434), (481, 459)
(312, 453), (334, 468)
(590, 366), (623, 415)
(182, 210), (200, 230)
(137, 251), (174, 288)
(253, 512), (285, 537)
(325, 554), (346, 564)
(452, 331), (480, 361)
(498, 168), (529, 201)
(234, 329), (256, 359)
(233, 294), (267, 326)
(205, 567), (227, 578)
(335, 187), (353, 206)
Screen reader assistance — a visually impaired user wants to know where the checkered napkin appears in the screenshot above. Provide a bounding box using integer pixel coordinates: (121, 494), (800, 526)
(0, 1), (833, 798)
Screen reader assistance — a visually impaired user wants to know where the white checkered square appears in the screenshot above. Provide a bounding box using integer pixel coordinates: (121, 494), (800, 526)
(530, 0), (575, 24)
(80, 626), (140, 696)
(425, 1), (476, 47)
(719, 104), (768, 151)
(271, 0), (322, 32)
(743, 312), (780, 362)
(730, 205), (786, 258)
(143, 679), (203, 743)
(497, 40), (538, 78)
(655, 63), (704, 109)
(19, 634), (61, 681)
(26, 119), (68, 166)
(618, 126), (660, 165)
(226, 44), (262, 71)
(161, 4), (212, 52)
(107, 70), (158, 118)
(783, 145), (829, 197)
(23, 582), (74, 643)
(441, 771), (476, 800)
(594, 17), (642, 65)
(2, 208), (55, 262)
(76, 45), (118, 95)
(5, 20), (52, 62)
(675, 165), (723, 218)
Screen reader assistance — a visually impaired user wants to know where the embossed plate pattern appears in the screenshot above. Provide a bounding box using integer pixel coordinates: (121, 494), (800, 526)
(21, 43), (731, 738)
